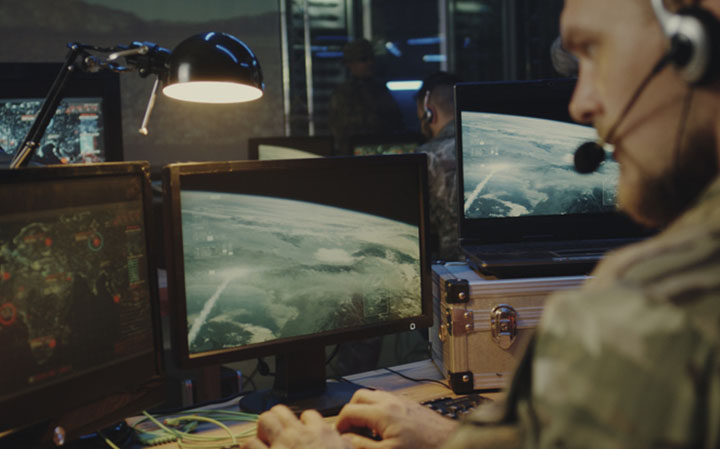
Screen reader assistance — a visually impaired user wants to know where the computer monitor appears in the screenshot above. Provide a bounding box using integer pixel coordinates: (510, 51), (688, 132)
(162, 154), (432, 415)
(0, 162), (164, 446)
(0, 62), (124, 166)
(350, 133), (423, 156)
(247, 136), (335, 160)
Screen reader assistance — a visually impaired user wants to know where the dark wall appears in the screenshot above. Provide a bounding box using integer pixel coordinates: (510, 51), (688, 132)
(0, 0), (284, 168)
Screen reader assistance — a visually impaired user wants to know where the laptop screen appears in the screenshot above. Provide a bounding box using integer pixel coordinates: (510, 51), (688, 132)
(461, 112), (617, 219)
(456, 79), (649, 245)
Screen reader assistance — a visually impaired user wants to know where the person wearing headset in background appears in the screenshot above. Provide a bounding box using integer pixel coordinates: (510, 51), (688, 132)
(415, 72), (463, 263)
(243, 0), (720, 447)
(328, 39), (405, 156)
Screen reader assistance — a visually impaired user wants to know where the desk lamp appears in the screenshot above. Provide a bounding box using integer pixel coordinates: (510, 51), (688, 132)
(9, 31), (264, 169)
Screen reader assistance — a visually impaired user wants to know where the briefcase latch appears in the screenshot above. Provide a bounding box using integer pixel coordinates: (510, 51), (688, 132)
(490, 304), (517, 350)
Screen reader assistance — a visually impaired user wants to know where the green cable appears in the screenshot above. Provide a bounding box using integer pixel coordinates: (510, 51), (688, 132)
(134, 409), (258, 448)
(134, 421), (198, 446)
(142, 411), (185, 440)
(97, 429), (122, 449)
(165, 415), (236, 446)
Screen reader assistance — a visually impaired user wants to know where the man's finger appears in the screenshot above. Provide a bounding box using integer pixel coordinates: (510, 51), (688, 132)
(257, 405), (300, 443)
(341, 432), (384, 449)
(269, 404), (302, 426)
(347, 388), (386, 405)
(241, 437), (270, 449)
(299, 409), (325, 426)
(335, 403), (386, 434)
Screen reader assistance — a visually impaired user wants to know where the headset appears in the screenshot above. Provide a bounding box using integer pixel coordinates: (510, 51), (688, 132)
(651, 0), (720, 85)
(422, 89), (433, 124)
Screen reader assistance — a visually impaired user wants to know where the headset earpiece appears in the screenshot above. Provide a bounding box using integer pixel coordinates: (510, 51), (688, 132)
(422, 89), (434, 123)
(651, 0), (720, 85)
(675, 7), (720, 85)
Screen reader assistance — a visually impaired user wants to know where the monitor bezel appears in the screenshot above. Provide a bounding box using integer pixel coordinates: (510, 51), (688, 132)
(247, 136), (335, 160)
(162, 155), (433, 369)
(0, 162), (164, 441)
(0, 62), (124, 165)
(454, 78), (650, 245)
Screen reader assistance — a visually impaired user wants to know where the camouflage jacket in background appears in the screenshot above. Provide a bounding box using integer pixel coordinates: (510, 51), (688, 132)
(328, 76), (404, 156)
(415, 121), (461, 262)
(443, 175), (720, 449)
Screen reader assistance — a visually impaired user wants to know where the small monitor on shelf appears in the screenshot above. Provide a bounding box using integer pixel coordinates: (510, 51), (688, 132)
(162, 154), (432, 415)
(247, 136), (335, 160)
(0, 62), (124, 167)
(0, 162), (164, 447)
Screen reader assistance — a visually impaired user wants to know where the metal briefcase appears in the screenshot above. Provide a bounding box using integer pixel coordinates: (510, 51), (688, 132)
(430, 262), (587, 393)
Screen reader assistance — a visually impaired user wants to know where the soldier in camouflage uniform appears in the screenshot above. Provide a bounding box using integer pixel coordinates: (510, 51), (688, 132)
(328, 39), (404, 156)
(243, 0), (720, 448)
(415, 72), (463, 262)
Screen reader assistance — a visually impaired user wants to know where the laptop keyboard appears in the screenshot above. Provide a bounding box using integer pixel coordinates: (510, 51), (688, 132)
(464, 238), (638, 259)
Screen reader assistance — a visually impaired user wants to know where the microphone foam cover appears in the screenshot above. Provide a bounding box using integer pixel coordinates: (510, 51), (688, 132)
(574, 141), (606, 174)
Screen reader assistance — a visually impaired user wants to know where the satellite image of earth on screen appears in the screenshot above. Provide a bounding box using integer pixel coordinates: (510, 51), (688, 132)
(462, 112), (619, 219)
(181, 191), (422, 354)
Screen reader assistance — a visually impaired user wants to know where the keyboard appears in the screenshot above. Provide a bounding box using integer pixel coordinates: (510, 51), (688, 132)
(421, 393), (490, 419)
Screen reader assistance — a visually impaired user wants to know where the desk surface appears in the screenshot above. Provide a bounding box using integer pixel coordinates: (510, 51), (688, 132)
(129, 359), (501, 448)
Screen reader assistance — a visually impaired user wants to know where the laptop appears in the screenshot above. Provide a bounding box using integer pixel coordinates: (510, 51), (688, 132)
(455, 79), (652, 278)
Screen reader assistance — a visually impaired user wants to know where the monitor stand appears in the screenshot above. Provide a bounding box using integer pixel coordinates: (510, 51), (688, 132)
(238, 346), (362, 416)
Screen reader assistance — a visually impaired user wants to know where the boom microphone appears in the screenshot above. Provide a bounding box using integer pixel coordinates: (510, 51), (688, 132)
(573, 51), (674, 174)
(574, 141), (606, 174)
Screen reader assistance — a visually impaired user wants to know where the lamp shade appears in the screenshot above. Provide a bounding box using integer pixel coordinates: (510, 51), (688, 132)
(163, 32), (264, 104)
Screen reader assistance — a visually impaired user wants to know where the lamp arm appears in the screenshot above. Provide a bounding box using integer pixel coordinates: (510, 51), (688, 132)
(10, 44), (85, 169)
(138, 76), (161, 136)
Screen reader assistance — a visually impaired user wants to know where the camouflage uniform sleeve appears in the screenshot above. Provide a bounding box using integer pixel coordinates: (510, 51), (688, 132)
(424, 138), (461, 261)
(525, 280), (720, 448)
(441, 424), (524, 449)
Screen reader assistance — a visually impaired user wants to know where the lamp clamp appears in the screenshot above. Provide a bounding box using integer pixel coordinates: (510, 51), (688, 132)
(112, 42), (171, 78)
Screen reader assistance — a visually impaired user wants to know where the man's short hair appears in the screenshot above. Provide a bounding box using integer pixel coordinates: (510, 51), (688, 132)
(417, 71), (462, 115)
(551, 36), (579, 77)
